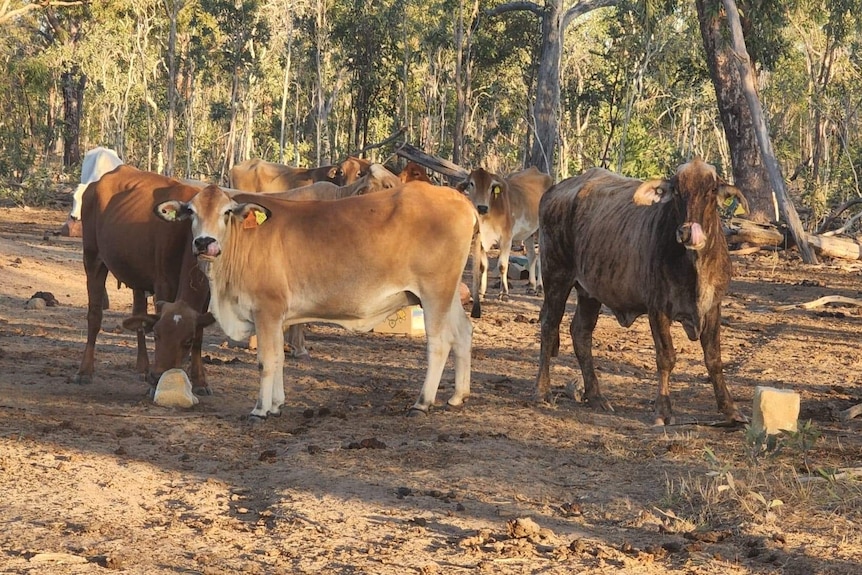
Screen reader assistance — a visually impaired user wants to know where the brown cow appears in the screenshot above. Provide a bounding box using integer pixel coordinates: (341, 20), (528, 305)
(229, 156), (371, 192)
(535, 159), (749, 425)
(458, 166), (553, 316)
(73, 165), (215, 394)
(398, 161), (433, 184)
(154, 182), (479, 420)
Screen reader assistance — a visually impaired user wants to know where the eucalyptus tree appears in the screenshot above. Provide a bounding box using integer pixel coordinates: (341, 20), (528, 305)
(41, 2), (93, 166)
(198, 0), (271, 176)
(485, 0), (618, 175)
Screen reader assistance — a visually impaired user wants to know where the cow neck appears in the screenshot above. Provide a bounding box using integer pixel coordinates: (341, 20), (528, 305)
(206, 220), (246, 287)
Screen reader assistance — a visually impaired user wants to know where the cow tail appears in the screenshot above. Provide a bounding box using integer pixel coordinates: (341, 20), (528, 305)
(470, 213), (482, 318)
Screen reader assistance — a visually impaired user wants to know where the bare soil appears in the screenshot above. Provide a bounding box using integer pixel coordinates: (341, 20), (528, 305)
(1, 205), (860, 575)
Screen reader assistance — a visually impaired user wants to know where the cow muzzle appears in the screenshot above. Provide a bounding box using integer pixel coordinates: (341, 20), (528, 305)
(477, 205), (489, 215)
(676, 223), (706, 251)
(193, 236), (221, 258)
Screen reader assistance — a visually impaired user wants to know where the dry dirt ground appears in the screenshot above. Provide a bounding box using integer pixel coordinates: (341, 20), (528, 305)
(1, 205), (861, 575)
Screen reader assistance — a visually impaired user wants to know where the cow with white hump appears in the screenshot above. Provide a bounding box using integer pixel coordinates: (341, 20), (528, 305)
(535, 158), (748, 426)
(62, 146), (124, 237)
(458, 166), (553, 317)
(154, 181), (480, 421)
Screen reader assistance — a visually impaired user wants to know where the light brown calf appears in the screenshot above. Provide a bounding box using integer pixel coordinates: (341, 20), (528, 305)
(155, 182), (479, 420)
(458, 166), (553, 316)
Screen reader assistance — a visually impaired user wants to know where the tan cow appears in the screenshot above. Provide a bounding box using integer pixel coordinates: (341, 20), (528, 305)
(229, 156), (371, 192)
(267, 164), (401, 200)
(236, 162), (401, 356)
(154, 182), (479, 420)
(458, 166), (553, 316)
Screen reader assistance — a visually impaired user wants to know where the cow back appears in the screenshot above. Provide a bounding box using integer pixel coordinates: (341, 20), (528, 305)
(82, 165), (204, 298)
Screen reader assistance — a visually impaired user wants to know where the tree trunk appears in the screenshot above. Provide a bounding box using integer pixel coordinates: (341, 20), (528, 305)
(527, 4), (563, 174)
(163, 1), (180, 177)
(696, 0), (775, 224)
(61, 65), (86, 167)
(719, 0), (817, 264)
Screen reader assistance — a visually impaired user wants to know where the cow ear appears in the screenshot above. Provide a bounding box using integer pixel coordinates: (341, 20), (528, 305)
(122, 314), (159, 333)
(197, 312), (217, 329)
(633, 179), (672, 206)
(154, 200), (190, 222)
(328, 166), (340, 179)
(455, 179), (469, 193)
(233, 203), (271, 228)
(718, 184), (749, 216)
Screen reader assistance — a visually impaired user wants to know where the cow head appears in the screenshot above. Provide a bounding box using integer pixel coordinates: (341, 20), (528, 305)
(633, 159), (745, 252)
(339, 156), (373, 184)
(458, 168), (506, 216)
(399, 162), (432, 184)
(122, 300), (216, 387)
(154, 185), (272, 260)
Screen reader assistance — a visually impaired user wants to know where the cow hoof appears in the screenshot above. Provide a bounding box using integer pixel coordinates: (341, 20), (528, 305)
(406, 407), (428, 418)
(268, 408), (283, 418)
(247, 413), (268, 424)
(445, 400), (466, 411)
(71, 373), (92, 385)
(498, 293), (510, 302)
(585, 394), (614, 412)
(726, 409), (749, 426)
(193, 386), (213, 397)
(652, 414), (675, 426)
(147, 386), (157, 400)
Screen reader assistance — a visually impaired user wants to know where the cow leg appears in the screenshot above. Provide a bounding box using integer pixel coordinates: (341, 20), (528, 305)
(470, 238), (484, 318)
(447, 297), (473, 407)
(478, 246), (489, 302)
(74, 253), (110, 385)
(188, 322), (210, 395)
(648, 311), (677, 426)
(525, 232), (542, 296)
(286, 324), (309, 359)
(572, 295), (612, 410)
(250, 316), (285, 420)
(700, 306), (745, 423)
(497, 231), (513, 301)
(132, 289), (150, 377)
(535, 272), (573, 401)
(409, 297), (469, 415)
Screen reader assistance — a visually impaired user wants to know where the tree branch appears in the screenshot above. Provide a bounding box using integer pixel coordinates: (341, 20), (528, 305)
(0, 1), (82, 26)
(484, 2), (544, 18)
(563, 0), (618, 29)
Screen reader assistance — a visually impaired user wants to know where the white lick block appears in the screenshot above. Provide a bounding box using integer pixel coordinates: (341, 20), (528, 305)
(751, 386), (800, 435)
(153, 369), (199, 409)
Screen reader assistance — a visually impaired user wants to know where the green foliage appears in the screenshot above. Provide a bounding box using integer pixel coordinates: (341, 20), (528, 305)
(0, 0), (858, 205)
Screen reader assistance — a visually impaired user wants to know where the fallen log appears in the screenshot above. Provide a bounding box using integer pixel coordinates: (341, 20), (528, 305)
(394, 142), (469, 182)
(773, 295), (862, 312)
(840, 403), (862, 421)
(724, 217), (786, 247)
(804, 233), (862, 260)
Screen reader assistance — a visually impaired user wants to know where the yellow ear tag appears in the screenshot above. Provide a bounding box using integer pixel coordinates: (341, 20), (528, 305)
(163, 208), (177, 222)
(243, 209), (268, 229)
